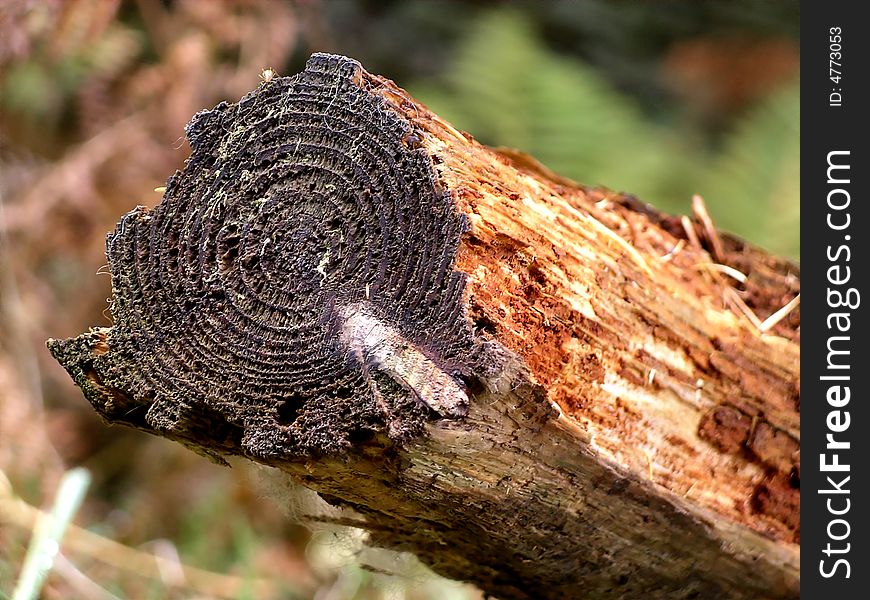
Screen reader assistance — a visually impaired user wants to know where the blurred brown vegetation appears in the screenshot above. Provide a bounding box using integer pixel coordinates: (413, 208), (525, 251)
(1, 2), (455, 598)
(1, 1), (797, 598)
(1, 2), (319, 598)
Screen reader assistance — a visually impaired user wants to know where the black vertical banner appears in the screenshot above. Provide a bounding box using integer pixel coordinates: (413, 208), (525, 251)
(802, 2), (869, 598)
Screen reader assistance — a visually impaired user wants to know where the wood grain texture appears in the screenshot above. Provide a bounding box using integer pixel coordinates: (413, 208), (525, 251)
(49, 54), (800, 599)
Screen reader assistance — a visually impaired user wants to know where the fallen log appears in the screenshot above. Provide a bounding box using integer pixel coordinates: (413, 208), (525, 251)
(48, 53), (800, 599)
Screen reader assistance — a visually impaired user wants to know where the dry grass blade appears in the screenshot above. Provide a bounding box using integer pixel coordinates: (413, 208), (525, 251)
(692, 194), (725, 261)
(0, 469), (294, 599)
(681, 215), (703, 253)
(697, 262), (748, 284)
(11, 468), (90, 600)
(760, 294), (800, 333)
(723, 287), (764, 331)
(584, 212), (653, 275)
(52, 554), (122, 600)
(659, 239), (685, 262)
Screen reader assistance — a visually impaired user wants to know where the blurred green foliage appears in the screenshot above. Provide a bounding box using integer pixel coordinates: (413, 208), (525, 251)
(410, 10), (799, 257)
(701, 80), (800, 257)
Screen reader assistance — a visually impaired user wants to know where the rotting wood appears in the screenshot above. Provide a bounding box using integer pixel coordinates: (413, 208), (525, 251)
(48, 53), (800, 600)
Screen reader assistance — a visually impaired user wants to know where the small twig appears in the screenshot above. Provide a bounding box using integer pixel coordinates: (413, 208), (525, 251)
(530, 305), (551, 327)
(643, 449), (654, 482)
(680, 215), (703, 253)
(659, 239), (685, 263)
(760, 294), (801, 333)
(697, 263), (747, 284)
(723, 287), (764, 331)
(748, 415), (760, 447)
(683, 482), (697, 498)
(434, 114), (469, 143)
(585, 213), (653, 276)
(692, 194), (725, 261)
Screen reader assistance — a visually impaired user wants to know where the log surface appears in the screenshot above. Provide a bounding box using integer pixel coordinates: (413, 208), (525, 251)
(49, 54), (800, 599)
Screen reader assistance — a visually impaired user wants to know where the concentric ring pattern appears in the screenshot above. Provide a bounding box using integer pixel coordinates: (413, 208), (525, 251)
(94, 54), (480, 456)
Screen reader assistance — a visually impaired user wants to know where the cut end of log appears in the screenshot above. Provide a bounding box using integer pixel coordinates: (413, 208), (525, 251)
(49, 53), (800, 599)
(49, 53), (505, 459)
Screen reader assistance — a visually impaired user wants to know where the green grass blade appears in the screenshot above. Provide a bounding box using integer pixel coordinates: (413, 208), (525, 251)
(12, 467), (91, 600)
